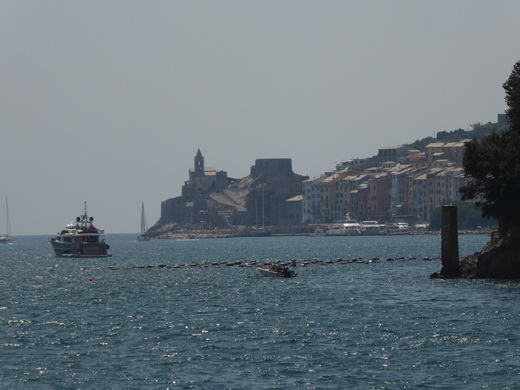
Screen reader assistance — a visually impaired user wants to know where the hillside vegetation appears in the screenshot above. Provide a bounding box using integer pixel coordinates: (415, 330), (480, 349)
(406, 120), (508, 151)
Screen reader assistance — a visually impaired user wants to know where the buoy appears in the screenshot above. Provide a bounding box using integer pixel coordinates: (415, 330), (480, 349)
(88, 278), (93, 282)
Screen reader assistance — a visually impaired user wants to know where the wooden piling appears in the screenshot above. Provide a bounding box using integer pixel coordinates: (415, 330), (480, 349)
(440, 204), (461, 278)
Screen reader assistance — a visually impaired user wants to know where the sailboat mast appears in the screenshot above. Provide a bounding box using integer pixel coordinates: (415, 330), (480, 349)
(5, 197), (10, 237)
(262, 189), (265, 229)
(141, 202), (148, 235)
(141, 202), (145, 234)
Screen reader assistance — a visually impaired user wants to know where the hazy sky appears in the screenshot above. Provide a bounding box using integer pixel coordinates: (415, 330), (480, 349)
(1, 0), (519, 235)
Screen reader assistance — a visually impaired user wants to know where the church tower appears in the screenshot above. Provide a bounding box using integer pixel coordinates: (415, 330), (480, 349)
(194, 149), (204, 176)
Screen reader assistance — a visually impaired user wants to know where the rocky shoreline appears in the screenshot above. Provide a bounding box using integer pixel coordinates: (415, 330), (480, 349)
(459, 232), (520, 279)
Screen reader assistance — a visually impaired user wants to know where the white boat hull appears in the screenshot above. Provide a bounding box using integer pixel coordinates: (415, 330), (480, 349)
(325, 218), (362, 236)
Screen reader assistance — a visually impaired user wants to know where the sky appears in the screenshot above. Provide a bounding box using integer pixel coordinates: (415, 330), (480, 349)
(1, 0), (519, 235)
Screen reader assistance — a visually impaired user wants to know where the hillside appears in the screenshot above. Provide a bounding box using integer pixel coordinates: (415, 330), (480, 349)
(405, 120), (509, 151)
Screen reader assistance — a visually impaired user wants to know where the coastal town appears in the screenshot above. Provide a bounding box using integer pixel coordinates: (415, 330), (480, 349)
(148, 116), (506, 239)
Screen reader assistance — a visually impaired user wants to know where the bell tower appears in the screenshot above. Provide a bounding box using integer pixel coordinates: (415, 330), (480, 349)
(194, 149), (204, 175)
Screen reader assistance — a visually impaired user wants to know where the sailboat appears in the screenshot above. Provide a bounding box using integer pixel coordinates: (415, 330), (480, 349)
(138, 202), (150, 241)
(0, 197), (12, 244)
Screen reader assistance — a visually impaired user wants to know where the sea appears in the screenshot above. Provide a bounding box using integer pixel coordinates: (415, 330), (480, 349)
(1, 233), (519, 390)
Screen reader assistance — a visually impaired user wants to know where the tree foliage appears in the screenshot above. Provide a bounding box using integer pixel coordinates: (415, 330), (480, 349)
(460, 61), (520, 238)
(469, 121), (509, 140)
(405, 121), (507, 152)
(429, 201), (495, 230)
(504, 61), (520, 132)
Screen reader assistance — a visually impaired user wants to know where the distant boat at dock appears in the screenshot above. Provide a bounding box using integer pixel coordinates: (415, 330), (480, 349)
(325, 215), (362, 236)
(385, 221), (412, 235)
(324, 215), (385, 236)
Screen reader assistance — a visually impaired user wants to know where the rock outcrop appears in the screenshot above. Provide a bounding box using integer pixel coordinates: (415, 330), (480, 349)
(460, 232), (520, 278)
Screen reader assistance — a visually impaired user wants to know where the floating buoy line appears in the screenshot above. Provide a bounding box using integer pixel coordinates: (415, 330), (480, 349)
(78, 256), (440, 272)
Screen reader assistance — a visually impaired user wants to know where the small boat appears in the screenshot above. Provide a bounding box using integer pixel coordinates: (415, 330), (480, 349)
(49, 202), (111, 257)
(312, 226), (326, 236)
(0, 197), (12, 244)
(138, 202), (150, 241)
(359, 221), (385, 235)
(325, 214), (362, 236)
(385, 221), (412, 235)
(257, 265), (297, 278)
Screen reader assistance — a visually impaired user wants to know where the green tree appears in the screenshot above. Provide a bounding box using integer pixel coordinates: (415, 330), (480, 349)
(504, 61), (520, 132)
(429, 201), (495, 230)
(460, 61), (520, 240)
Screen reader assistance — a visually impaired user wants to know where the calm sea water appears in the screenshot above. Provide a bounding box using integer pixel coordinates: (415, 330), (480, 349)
(1, 233), (519, 389)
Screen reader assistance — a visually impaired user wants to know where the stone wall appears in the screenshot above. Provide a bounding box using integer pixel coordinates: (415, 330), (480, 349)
(250, 159), (294, 179)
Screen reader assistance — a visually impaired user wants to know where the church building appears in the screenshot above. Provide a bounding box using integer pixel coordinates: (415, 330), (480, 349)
(160, 150), (230, 225)
(181, 149), (228, 201)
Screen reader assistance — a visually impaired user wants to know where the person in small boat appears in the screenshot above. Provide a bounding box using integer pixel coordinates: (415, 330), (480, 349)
(281, 267), (292, 277)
